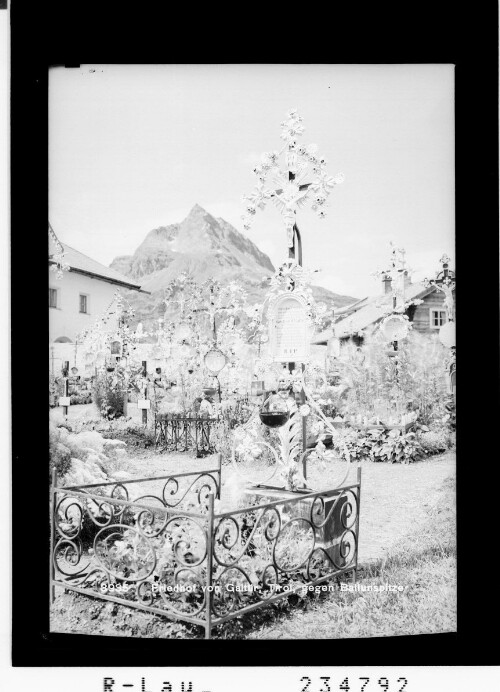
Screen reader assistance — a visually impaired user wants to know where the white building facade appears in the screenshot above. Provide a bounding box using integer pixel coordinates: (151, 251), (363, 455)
(49, 242), (145, 375)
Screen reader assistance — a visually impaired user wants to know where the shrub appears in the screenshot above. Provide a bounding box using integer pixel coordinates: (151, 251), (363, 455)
(49, 422), (127, 483)
(69, 393), (93, 405)
(57, 421), (73, 433)
(332, 426), (424, 464)
(61, 457), (109, 486)
(443, 395), (456, 431)
(418, 429), (454, 456)
(330, 427), (375, 462)
(92, 371), (125, 419)
(49, 440), (73, 478)
(372, 429), (423, 464)
(101, 423), (155, 449)
(334, 331), (450, 426)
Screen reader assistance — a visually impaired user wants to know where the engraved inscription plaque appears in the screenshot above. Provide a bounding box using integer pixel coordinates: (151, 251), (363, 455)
(269, 294), (310, 362)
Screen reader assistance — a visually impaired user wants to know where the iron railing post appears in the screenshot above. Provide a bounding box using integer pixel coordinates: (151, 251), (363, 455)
(205, 493), (215, 639)
(216, 453), (222, 499)
(352, 465), (362, 584)
(50, 468), (57, 604)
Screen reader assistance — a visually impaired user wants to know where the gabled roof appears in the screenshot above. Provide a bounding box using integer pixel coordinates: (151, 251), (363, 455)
(311, 327), (334, 345)
(49, 243), (147, 293)
(311, 296), (371, 345)
(335, 296), (370, 315)
(312, 282), (437, 344)
(334, 282), (436, 337)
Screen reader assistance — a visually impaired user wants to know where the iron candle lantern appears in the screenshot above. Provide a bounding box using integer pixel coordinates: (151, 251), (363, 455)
(259, 393), (290, 428)
(204, 348), (227, 375)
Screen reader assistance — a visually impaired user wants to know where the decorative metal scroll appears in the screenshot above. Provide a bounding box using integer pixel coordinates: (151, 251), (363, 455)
(210, 481), (360, 621)
(53, 495), (210, 620)
(52, 469), (220, 625)
(229, 362), (355, 490)
(51, 464), (361, 638)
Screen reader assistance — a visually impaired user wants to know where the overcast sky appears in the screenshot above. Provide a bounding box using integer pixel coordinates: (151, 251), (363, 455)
(49, 64), (455, 298)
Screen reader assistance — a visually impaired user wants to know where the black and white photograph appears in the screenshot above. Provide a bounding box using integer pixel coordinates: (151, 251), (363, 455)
(46, 64), (458, 643)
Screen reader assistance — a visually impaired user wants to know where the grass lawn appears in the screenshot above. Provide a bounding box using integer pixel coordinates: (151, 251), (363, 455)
(244, 475), (456, 639)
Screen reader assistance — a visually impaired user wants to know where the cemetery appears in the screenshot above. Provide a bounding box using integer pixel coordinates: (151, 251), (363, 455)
(49, 109), (456, 640)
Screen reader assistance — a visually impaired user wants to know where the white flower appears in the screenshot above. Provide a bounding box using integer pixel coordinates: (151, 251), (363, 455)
(310, 420), (324, 436)
(315, 439), (326, 455)
(299, 404), (311, 417)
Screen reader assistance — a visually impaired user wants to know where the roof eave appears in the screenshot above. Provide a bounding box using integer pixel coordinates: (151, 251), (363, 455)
(49, 260), (148, 293)
(410, 285), (437, 300)
(336, 296), (370, 314)
(69, 266), (146, 292)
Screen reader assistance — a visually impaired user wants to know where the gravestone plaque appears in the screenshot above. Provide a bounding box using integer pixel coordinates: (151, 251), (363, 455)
(269, 294), (310, 363)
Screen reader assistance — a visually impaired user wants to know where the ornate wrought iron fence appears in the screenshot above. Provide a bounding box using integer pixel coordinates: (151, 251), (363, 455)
(50, 459), (361, 639)
(154, 415), (218, 455)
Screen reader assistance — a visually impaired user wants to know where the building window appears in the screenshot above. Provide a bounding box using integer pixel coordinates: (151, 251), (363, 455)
(79, 294), (88, 314)
(430, 309), (447, 328)
(49, 288), (58, 308)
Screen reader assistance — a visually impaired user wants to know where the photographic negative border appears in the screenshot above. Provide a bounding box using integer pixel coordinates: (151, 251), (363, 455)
(10, 3), (500, 670)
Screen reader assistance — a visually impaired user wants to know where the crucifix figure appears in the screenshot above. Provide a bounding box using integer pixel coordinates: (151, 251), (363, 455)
(271, 174), (310, 258)
(274, 173), (309, 265)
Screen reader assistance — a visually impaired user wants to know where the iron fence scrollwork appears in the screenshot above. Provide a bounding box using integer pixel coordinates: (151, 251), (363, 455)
(50, 458), (361, 639)
(155, 415), (218, 456)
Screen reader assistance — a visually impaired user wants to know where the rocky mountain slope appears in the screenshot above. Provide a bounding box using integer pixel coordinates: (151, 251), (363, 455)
(110, 204), (356, 329)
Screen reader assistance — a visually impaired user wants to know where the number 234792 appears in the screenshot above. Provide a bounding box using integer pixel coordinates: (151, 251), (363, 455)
(299, 677), (409, 692)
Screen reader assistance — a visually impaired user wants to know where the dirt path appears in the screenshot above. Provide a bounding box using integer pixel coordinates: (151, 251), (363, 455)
(354, 452), (455, 563)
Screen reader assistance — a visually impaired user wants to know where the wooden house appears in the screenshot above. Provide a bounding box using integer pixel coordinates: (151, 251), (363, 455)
(312, 269), (455, 348)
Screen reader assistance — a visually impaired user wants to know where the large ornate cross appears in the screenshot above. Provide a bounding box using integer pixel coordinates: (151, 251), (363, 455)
(242, 109), (344, 266)
(241, 110), (345, 472)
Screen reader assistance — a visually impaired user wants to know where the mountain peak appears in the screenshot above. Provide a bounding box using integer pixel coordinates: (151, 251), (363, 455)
(109, 206), (275, 282)
(188, 203), (208, 216)
(109, 206), (358, 329)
